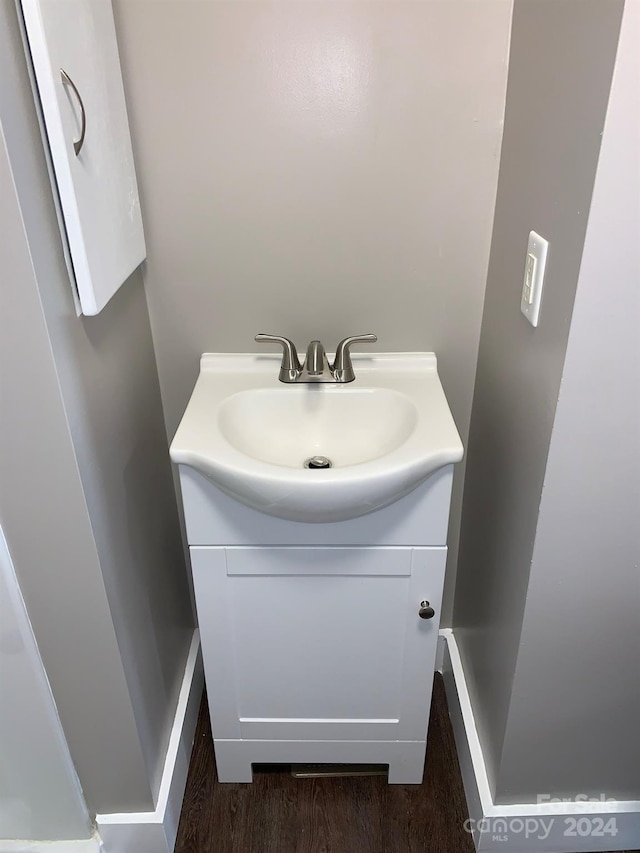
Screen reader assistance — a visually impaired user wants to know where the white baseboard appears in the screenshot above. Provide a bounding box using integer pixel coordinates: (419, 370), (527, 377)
(439, 629), (640, 852)
(96, 630), (204, 853)
(0, 837), (102, 853)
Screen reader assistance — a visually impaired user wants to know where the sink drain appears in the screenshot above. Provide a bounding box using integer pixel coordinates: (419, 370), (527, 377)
(304, 456), (332, 469)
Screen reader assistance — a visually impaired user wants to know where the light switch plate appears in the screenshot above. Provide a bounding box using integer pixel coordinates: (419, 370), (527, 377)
(521, 231), (549, 327)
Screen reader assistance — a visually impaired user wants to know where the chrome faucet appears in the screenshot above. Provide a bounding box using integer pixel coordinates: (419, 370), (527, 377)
(300, 340), (331, 381)
(255, 333), (377, 383)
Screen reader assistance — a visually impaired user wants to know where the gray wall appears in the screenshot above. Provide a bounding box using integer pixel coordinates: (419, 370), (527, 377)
(112, 0), (514, 623)
(453, 0), (624, 796)
(0, 0), (193, 813)
(0, 91), (150, 812)
(0, 526), (90, 840)
(496, 0), (640, 802)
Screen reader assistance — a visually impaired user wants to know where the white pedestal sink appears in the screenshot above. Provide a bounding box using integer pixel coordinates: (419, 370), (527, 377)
(170, 352), (463, 522)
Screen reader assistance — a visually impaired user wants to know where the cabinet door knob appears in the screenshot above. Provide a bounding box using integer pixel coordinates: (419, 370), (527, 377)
(419, 600), (435, 620)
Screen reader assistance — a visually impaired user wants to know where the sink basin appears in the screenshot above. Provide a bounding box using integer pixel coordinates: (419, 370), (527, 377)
(170, 353), (463, 523)
(218, 387), (417, 468)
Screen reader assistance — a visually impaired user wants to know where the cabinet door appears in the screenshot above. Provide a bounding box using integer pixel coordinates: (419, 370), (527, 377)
(20, 0), (145, 315)
(191, 547), (445, 742)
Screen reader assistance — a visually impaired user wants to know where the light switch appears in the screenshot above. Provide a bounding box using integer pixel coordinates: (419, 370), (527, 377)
(523, 253), (536, 304)
(521, 231), (549, 327)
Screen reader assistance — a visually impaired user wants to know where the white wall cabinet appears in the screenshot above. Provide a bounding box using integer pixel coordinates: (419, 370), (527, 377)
(178, 464), (455, 784)
(19, 0), (145, 315)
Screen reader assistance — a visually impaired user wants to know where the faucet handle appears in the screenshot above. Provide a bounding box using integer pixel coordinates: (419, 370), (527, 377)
(255, 334), (301, 382)
(333, 334), (377, 383)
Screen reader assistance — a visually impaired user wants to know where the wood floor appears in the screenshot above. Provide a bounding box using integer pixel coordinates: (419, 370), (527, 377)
(174, 675), (636, 853)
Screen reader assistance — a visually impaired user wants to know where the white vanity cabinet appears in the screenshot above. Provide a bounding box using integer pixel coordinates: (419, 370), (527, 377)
(178, 464), (454, 785)
(171, 352), (463, 784)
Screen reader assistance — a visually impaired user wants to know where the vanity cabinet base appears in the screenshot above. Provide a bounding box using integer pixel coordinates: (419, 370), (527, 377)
(213, 738), (428, 785)
(191, 544), (446, 784)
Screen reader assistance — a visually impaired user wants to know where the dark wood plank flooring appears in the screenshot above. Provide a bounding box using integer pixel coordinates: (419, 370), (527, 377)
(175, 675), (637, 853)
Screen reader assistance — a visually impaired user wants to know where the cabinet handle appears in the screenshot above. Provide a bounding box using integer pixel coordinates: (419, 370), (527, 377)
(418, 600), (435, 620)
(60, 69), (86, 156)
